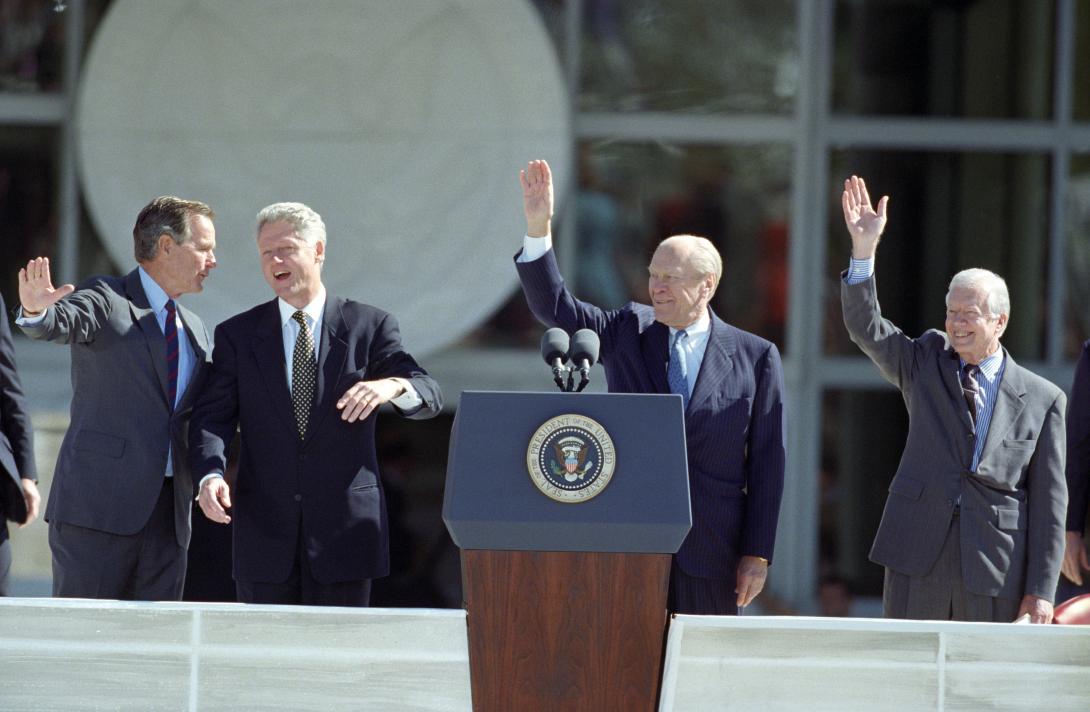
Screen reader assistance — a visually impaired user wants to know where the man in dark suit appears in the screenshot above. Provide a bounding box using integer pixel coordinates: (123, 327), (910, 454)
(1060, 341), (1090, 599)
(17, 197), (217, 600)
(190, 202), (442, 607)
(0, 293), (40, 595)
(840, 175), (1066, 623)
(516, 160), (786, 615)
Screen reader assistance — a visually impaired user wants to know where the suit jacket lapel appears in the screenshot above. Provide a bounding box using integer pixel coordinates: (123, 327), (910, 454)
(640, 320), (670, 394)
(252, 299), (296, 435)
(980, 352), (1027, 459)
(305, 295), (348, 442)
(689, 310), (735, 415)
(124, 269), (170, 409)
(940, 348), (975, 432)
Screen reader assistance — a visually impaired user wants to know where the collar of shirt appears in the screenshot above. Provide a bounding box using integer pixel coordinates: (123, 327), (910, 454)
(668, 309), (711, 348)
(960, 345), (1004, 385)
(137, 265), (172, 317)
(278, 287), (327, 331)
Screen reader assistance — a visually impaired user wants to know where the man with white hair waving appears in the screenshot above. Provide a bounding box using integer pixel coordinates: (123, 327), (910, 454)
(841, 175), (1067, 623)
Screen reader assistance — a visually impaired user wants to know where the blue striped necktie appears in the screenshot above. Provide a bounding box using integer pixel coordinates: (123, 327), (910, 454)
(667, 329), (690, 411)
(164, 299), (178, 410)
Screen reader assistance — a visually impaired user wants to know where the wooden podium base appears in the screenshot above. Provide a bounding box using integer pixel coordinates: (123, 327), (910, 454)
(461, 550), (671, 712)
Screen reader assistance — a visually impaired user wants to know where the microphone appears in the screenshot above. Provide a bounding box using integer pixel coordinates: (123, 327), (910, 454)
(569, 329), (600, 392)
(540, 328), (570, 392)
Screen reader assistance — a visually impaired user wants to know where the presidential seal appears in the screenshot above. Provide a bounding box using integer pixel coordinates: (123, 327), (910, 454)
(526, 414), (616, 503)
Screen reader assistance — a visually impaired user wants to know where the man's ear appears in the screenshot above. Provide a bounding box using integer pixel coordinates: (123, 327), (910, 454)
(996, 313), (1009, 338)
(157, 233), (174, 257)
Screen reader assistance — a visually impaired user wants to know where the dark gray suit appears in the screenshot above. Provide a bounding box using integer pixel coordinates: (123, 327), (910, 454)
(843, 275), (1067, 617)
(20, 269), (211, 599)
(1, 293), (37, 595)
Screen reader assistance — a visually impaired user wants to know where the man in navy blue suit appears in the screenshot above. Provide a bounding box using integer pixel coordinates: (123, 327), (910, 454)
(515, 160), (786, 615)
(190, 202), (442, 606)
(0, 293), (40, 595)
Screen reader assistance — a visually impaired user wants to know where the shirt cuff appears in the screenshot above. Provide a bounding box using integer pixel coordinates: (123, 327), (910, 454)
(844, 256), (874, 285)
(14, 306), (46, 325)
(518, 234), (552, 262)
(198, 473), (224, 491)
(389, 378), (423, 409)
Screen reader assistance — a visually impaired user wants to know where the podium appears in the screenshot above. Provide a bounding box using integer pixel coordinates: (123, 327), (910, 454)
(444, 391), (691, 711)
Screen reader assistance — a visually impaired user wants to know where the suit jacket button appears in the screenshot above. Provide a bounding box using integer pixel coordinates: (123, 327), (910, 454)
(293, 494), (302, 502)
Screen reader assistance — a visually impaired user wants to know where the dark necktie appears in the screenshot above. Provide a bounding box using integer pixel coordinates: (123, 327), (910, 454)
(961, 363), (980, 425)
(667, 329), (690, 411)
(291, 311), (317, 438)
(164, 299), (178, 410)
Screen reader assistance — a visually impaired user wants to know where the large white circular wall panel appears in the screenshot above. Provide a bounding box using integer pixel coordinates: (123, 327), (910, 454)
(77, 0), (570, 354)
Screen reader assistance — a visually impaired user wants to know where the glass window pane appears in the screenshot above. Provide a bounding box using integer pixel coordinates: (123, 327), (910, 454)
(825, 150), (1051, 360)
(833, 0), (1054, 119)
(0, 126), (58, 308)
(820, 389), (908, 599)
(1077, 0), (1090, 121)
(580, 0), (797, 115)
(1065, 154), (1090, 355)
(576, 140), (792, 348)
(0, 0), (65, 93)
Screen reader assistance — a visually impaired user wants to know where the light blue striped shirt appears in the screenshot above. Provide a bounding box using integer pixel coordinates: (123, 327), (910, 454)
(845, 256), (1004, 471)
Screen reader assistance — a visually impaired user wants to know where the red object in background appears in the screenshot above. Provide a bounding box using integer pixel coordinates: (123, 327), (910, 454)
(1053, 593), (1090, 624)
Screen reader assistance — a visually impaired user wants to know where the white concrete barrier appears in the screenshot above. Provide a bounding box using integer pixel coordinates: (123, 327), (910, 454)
(0, 599), (472, 711)
(660, 615), (1090, 712)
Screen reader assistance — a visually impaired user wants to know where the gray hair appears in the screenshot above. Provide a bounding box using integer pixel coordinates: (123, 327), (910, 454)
(255, 202), (327, 248)
(947, 268), (1010, 318)
(132, 197), (214, 262)
(659, 234), (723, 292)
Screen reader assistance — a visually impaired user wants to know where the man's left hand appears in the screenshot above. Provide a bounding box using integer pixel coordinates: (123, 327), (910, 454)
(19, 478), (40, 528)
(337, 378), (405, 422)
(735, 555), (769, 608)
(1017, 594), (1053, 624)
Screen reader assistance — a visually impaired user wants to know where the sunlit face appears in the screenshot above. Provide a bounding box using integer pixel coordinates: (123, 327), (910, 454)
(945, 285), (1007, 365)
(158, 214), (216, 297)
(647, 242), (714, 329)
(257, 220), (324, 308)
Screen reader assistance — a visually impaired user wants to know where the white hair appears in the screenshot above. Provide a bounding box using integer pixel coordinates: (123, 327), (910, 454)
(658, 234), (723, 292)
(947, 268), (1010, 318)
(255, 202), (327, 248)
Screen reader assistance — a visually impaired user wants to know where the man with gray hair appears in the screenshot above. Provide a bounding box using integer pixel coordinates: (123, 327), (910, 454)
(190, 201), (442, 606)
(17, 196), (217, 600)
(840, 175), (1067, 623)
(516, 160), (786, 615)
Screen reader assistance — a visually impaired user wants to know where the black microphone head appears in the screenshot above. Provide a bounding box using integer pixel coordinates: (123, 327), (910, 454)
(540, 328), (570, 364)
(569, 329), (600, 366)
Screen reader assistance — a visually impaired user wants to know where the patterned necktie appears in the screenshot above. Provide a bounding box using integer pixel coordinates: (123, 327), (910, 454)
(961, 363), (980, 425)
(667, 329), (690, 411)
(291, 311), (317, 438)
(164, 299), (178, 410)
